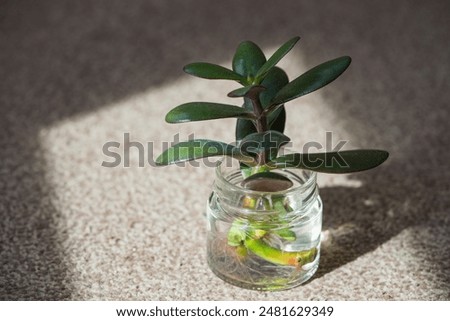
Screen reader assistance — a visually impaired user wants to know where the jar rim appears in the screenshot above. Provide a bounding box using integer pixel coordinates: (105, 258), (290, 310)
(214, 157), (317, 197)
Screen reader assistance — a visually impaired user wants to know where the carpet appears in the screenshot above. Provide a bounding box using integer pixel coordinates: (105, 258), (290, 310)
(0, 0), (449, 300)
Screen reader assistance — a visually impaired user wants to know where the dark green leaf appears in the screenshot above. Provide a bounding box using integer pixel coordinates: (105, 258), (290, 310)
(273, 150), (389, 173)
(235, 98), (256, 141)
(183, 62), (245, 82)
(242, 97), (253, 111)
(259, 67), (289, 135)
(240, 130), (290, 161)
(228, 85), (266, 98)
(235, 118), (256, 141)
(260, 67), (289, 108)
(165, 102), (255, 123)
(272, 56), (352, 105)
(232, 41), (266, 81)
(155, 139), (256, 166)
(268, 106), (286, 134)
(255, 36), (300, 80)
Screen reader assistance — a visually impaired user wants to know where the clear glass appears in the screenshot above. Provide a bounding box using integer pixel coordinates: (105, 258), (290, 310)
(206, 158), (322, 291)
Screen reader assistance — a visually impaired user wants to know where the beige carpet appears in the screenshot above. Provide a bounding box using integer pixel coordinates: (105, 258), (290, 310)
(1, 0), (449, 300)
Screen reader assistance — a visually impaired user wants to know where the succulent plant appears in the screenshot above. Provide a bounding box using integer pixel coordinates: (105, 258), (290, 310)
(156, 36), (388, 174)
(155, 36), (388, 273)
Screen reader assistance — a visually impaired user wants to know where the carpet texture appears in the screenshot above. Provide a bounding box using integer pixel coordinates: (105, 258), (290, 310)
(0, 0), (449, 300)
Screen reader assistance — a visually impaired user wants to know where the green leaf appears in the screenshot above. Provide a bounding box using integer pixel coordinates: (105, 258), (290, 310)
(268, 106), (286, 133)
(255, 36), (300, 81)
(272, 56), (352, 105)
(228, 85), (266, 98)
(155, 139), (256, 166)
(260, 67), (289, 135)
(235, 98), (256, 141)
(165, 102), (255, 123)
(273, 150), (389, 173)
(240, 130), (290, 161)
(232, 41), (266, 81)
(183, 62), (245, 82)
(261, 67), (289, 135)
(260, 67), (289, 108)
(235, 118), (256, 141)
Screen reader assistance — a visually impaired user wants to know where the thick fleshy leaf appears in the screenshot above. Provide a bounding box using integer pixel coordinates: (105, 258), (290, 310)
(240, 130), (290, 161)
(255, 36), (300, 81)
(273, 150), (389, 173)
(261, 67), (289, 135)
(232, 41), (266, 81)
(165, 102), (255, 123)
(235, 98), (256, 141)
(183, 62), (245, 82)
(228, 85), (266, 98)
(272, 56), (352, 105)
(268, 106), (286, 134)
(155, 139), (256, 166)
(235, 118), (256, 141)
(259, 67), (289, 108)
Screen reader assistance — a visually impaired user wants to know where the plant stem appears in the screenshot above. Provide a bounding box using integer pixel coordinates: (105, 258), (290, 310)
(249, 98), (267, 133)
(244, 237), (317, 267)
(246, 88), (268, 165)
(245, 87), (267, 133)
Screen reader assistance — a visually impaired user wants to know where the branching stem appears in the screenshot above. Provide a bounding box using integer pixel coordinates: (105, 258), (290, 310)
(246, 88), (268, 165)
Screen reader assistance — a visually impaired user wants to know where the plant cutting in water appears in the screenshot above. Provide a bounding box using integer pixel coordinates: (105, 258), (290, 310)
(156, 36), (388, 289)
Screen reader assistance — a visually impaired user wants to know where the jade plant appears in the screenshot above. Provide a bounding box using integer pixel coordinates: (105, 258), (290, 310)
(156, 36), (388, 272)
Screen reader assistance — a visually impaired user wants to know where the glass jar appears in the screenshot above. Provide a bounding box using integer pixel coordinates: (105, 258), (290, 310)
(206, 158), (322, 291)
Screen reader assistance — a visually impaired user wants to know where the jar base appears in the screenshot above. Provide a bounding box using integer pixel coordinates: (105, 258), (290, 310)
(207, 251), (320, 291)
